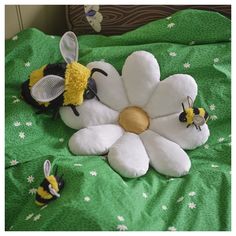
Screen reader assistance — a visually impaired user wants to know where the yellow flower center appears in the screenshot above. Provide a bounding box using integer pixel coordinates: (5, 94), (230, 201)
(118, 106), (150, 134)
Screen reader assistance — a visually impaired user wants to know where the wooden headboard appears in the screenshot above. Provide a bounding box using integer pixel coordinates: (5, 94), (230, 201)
(66, 5), (231, 35)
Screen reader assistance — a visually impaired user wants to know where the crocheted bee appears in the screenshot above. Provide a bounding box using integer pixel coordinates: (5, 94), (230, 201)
(179, 96), (209, 131)
(21, 31), (107, 119)
(84, 5), (103, 32)
(35, 160), (64, 206)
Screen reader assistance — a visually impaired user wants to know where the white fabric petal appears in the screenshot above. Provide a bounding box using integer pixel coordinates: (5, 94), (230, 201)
(59, 99), (119, 130)
(145, 74), (197, 118)
(140, 130), (191, 177)
(150, 113), (210, 150)
(87, 61), (129, 111)
(122, 51), (160, 107)
(108, 132), (149, 178)
(69, 124), (124, 155)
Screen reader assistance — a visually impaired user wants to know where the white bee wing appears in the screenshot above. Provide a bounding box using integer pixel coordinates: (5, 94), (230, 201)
(48, 184), (60, 198)
(84, 5), (99, 13)
(86, 18), (101, 32)
(86, 12), (103, 32)
(60, 31), (79, 64)
(44, 160), (51, 177)
(94, 12), (103, 23)
(187, 96), (194, 108)
(193, 115), (206, 126)
(30, 75), (65, 102)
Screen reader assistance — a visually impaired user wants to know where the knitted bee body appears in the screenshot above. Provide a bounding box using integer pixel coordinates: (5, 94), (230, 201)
(35, 160), (64, 206)
(21, 31), (107, 118)
(21, 63), (66, 115)
(179, 96), (209, 131)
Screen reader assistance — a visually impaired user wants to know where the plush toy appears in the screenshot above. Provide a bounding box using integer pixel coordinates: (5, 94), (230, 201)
(59, 51), (210, 178)
(179, 96), (209, 130)
(35, 160), (64, 206)
(21, 31), (107, 119)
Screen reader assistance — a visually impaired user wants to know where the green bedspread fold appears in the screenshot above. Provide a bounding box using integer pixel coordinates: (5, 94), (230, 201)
(5, 9), (231, 231)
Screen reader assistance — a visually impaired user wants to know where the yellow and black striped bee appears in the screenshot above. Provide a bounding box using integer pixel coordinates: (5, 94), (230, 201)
(35, 160), (64, 206)
(179, 96), (209, 131)
(21, 31), (107, 119)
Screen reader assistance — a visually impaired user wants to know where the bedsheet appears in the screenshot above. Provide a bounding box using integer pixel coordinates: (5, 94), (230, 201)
(5, 9), (231, 231)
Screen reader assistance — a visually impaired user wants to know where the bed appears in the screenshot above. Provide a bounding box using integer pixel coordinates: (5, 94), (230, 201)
(5, 9), (231, 231)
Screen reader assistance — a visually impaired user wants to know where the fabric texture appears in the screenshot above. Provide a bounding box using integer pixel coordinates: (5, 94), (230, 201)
(59, 31), (79, 63)
(140, 130), (191, 177)
(60, 99), (119, 129)
(5, 9), (231, 231)
(63, 62), (90, 105)
(66, 5), (231, 35)
(122, 50), (160, 107)
(150, 113), (210, 150)
(145, 74), (198, 118)
(61, 50), (209, 178)
(69, 124), (124, 155)
(108, 132), (150, 178)
(86, 61), (129, 111)
(118, 106), (150, 134)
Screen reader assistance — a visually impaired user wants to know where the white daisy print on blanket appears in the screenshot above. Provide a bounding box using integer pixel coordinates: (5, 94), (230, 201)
(59, 51), (210, 178)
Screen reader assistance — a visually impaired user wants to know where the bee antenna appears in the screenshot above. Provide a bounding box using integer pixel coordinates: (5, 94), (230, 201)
(59, 174), (64, 181)
(54, 165), (58, 176)
(90, 68), (108, 77)
(52, 107), (59, 120)
(182, 103), (186, 113)
(70, 105), (80, 116)
(87, 85), (100, 101)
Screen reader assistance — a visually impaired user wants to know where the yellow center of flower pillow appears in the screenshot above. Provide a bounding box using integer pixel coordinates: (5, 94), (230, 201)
(118, 106), (150, 134)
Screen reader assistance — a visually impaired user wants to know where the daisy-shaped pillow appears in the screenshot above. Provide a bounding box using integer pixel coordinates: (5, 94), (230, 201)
(60, 51), (210, 178)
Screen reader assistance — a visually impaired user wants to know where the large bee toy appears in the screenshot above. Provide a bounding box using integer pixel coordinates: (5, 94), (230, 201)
(179, 96), (209, 131)
(35, 160), (64, 206)
(21, 31), (107, 119)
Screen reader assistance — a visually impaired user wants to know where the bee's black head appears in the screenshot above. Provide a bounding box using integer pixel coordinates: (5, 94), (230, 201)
(55, 175), (65, 191)
(69, 67), (108, 117)
(179, 111), (187, 122)
(84, 77), (97, 100)
(83, 68), (108, 101)
(54, 165), (65, 190)
(179, 102), (187, 122)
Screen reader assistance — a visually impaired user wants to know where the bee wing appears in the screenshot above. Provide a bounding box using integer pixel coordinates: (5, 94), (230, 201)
(44, 160), (51, 177)
(60, 31), (79, 64)
(187, 96), (194, 108)
(86, 12), (103, 32)
(84, 5), (99, 13)
(193, 115), (206, 126)
(87, 19), (102, 32)
(48, 184), (60, 198)
(94, 12), (103, 23)
(30, 75), (65, 102)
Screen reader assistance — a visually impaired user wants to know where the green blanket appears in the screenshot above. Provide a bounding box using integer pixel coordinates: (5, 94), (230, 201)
(5, 9), (231, 231)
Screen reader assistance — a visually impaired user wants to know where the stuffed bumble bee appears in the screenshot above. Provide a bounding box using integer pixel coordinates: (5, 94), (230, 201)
(35, 160), (64, 206)
(21, 31), (107, 119)
(179, 96), (209, 131)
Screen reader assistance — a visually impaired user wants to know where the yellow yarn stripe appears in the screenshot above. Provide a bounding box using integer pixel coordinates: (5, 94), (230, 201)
(29, 65), (46, 88)
(29, 65), (49, 107)
(63, 62), (91, 106)
(35, 200), (45, 206)
(46, 175), (59, 192)
(186, 108), (194, 125)
(199, 108), (205, 117)
(37, 187), (53, 199)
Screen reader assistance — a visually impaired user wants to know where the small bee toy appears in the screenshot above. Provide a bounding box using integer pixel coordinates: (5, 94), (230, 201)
(21, 31), (107, 119)
(179, 96), (209, 131)
(35, 160), (64, 206)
